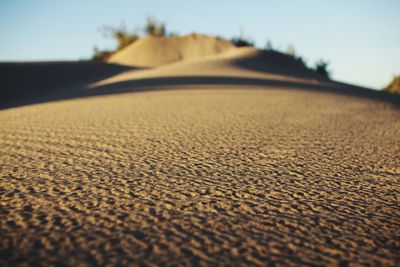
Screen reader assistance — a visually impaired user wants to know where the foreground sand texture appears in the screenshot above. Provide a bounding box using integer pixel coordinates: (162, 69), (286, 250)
(1, 36), (400, 265)
(1, 88), (400, 266)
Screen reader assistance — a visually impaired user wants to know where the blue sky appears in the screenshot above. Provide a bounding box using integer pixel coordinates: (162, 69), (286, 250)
(0, 0), (399, 89)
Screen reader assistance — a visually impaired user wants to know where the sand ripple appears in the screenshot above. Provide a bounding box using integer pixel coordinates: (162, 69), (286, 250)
(1, 88), (399, 266)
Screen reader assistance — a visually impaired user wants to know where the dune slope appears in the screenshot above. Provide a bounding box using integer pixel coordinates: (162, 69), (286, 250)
(95, 47), (328, 90)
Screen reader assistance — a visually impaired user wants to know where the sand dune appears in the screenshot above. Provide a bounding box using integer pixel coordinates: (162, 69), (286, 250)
(108, 33), (236, 67)
(1, 36), (400, 266)
(96, 47), (323, 87)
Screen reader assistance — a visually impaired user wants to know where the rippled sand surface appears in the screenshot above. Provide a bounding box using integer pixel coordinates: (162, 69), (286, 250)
(1, 88), (399, 266)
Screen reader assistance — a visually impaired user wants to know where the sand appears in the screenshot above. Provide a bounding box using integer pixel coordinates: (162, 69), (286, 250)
(1, 37), (400, 266)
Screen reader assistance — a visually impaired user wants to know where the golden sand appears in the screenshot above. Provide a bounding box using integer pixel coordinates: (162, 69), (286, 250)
(1, 88), (399, 265)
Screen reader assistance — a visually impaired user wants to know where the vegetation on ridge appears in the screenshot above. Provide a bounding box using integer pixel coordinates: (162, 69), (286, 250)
(92, 18), (331, 78)
(92, 17), (167, 61)
(383, 75), (400, 94)
(314, 59), (331, 78)
(264, 41), (331, 78)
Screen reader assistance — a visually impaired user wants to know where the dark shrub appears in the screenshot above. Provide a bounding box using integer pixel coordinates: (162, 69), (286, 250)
(91, 47), (113, 61)
(231, 36), (254, 47)
(145, 17), (166, 36)
(314, 59), (331, 78)
(383, 75), (400, 94)
(101, 23), (139, 51)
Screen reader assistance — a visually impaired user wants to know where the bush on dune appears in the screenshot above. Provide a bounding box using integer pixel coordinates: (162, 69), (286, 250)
(280, 45), (331, 78)
(231, 36), (255, 47)
(91, 19), (332, 80)
(383, 75), (400, 94)
(231, 30), (254, 47)
(91, 47), (113, 62)
(284, 44), (307, 68)
(91, 17), (168, 61)
(264, 39), (274, 51)
(144, 17), (166, 36)
(91, 23), (139, 62)
(102, 24), (140, 52)
(314, 59), (331, 78)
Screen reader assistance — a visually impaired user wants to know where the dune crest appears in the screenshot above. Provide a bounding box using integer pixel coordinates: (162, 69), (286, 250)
(95, 46), (324, 89)
(108, 33), (236, 67)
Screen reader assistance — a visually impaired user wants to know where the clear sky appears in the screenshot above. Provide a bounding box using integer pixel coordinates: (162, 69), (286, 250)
(0, 0), (399, 89)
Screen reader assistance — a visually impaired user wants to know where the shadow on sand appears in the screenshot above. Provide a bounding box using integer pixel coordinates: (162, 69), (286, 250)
(233, 50), (323, 80)
(0, 62), (134, 109)
(1, 63), (399, 110)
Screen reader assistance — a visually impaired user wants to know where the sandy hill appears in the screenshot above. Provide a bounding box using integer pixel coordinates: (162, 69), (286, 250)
(104, 33), (323, 87)
(1, 34), (396, 109)
(384, 75), (400, 94)
(95, 46), (325, 89)
(108, 33), (236, 67)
